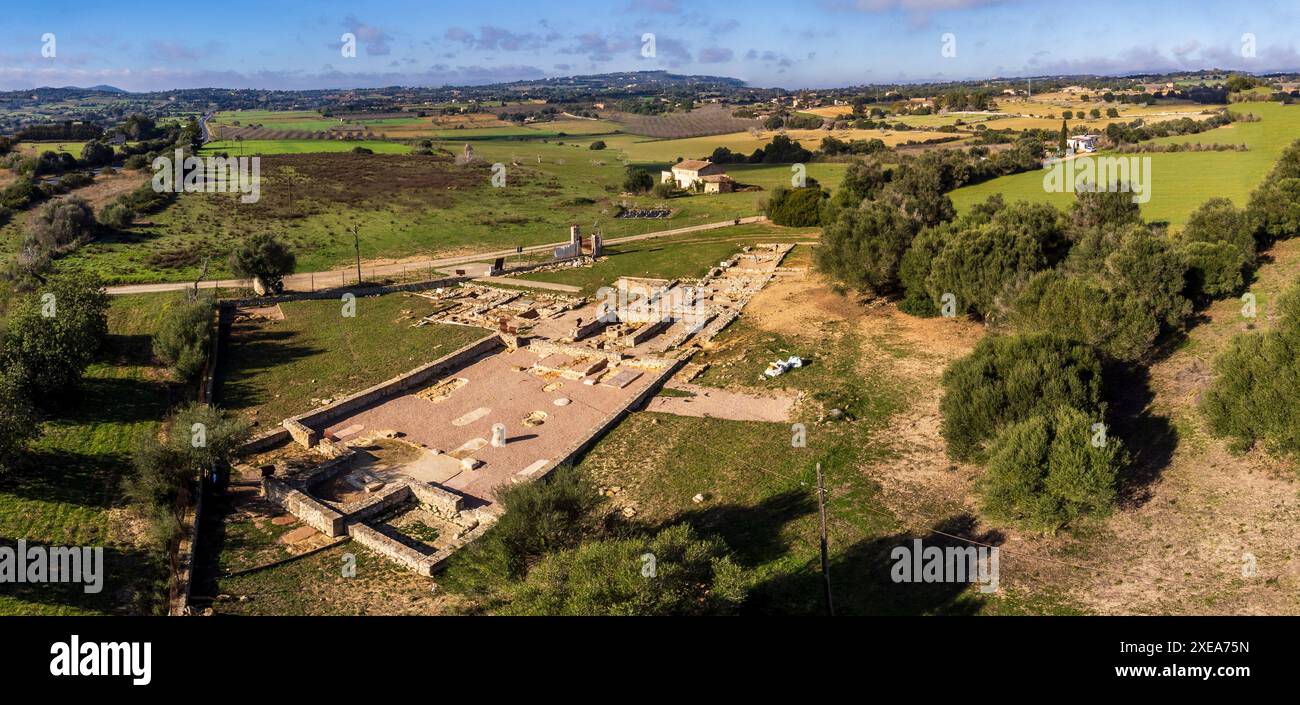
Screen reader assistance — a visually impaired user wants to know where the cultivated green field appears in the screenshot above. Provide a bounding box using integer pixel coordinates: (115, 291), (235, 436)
(951, 102), (1297, 227)
(210, 109), (341, 133)
(13, 141), (87, 158)
(0, 294), (180, 615)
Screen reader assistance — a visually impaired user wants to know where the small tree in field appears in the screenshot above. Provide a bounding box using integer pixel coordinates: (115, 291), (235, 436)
(127, 403), (251, 546)
(229, 233), (295, 295)
(153, 298), (215, 382)
(623, 166), (655, 194)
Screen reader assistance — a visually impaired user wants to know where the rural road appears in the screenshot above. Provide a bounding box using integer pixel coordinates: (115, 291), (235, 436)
(105, 216), (769, 295)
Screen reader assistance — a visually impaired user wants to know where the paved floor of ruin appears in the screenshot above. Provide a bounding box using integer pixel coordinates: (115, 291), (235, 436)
(320, 346), (657, 504)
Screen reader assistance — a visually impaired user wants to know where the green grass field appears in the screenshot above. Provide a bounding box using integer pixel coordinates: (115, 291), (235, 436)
(513, 224), (817, 295)
(14, 141), (87, 158)
(951, 102), (1298, 227)
(217, 292), (487, 424)
(52, 137), (848, 285)
(0, 294), (180, 615)
(210, 109), (341, 133)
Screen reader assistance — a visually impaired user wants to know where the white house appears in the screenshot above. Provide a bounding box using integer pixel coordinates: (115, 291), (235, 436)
(1067, 135), (1099, 153)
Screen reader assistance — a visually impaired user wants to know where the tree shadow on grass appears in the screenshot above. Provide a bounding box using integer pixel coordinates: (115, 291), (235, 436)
(1105, 363), (1179, 509)
(642, 488), (819, 569)
(215, 327), (323, 412)
(101, 333), (158, 367)
(0, 446), (125, 509)
(40, 374), (173, 426)
(0, 536), (167, 615)
(748, 514), (1002, 616)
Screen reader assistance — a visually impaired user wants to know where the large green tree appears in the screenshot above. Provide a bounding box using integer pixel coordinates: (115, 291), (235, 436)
(0, 272), (109, 402)
(816, 198), (916, 294)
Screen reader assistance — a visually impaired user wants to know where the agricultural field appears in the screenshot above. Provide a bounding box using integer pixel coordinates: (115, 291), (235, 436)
(609, 104), (761, 138)
(600, 128), (963, 163)
(210, 109), (342, 134)
(199, 139), (411, 155)
(0, 294), (181, 615)
(12, 140), (87, 158)
(51, 141), (847, 284)
(951, 101), (1296, 227)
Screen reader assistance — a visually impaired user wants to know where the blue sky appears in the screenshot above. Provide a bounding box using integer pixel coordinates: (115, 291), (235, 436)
(2, 0), (1298, 91)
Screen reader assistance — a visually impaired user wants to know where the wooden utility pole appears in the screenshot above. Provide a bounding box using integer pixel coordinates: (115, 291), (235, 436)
(350, 225), (362, 285)
(816, 463), (834, 616)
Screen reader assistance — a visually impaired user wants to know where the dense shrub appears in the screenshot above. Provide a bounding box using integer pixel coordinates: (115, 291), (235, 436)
(828, 159), (887, 211)
(983, 405), (1125, 531)
(504, 524), (750, 616)
(80, 141), (115, 167)
(1012, 271), (1160, 362)
(1103, 230), (1191, 329)
(940, 333), (1106, 462)
(1180, 197), (1256, 266)
(153, 298), (214, 382)
(623, 166), (655, 194)
(487, 465), (606, 579)
(0, 178), (41, 211)
(0, 370), (38, 476)
(589, 140), (607, 150)
(897, 225), (947, 316)
(765, 186), (826, 227)
(923, 221), (1051, 320)
(880, 163), (956, 228)
(755, 134), (813, 164)
(97, 202), (135, 230)
(26, 196), (96, 255)
(1179, 240), (1247, 301)
(127, 404), (251, 546)
(120, 180), (175, 215)
(1069, 186), (1143, 231)
(815, 198), (916, 293)
(651, 181), (679, 199)
(1246, 177), (1300, 246)
(1201, 285), (1300, 455)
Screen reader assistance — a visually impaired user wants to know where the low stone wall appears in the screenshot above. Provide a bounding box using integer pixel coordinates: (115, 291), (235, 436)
(410, 482), (465, 516)
(348, 523), (437, 577)
(263, 477), (347, 537)
(426, 520), (495, 573)
(239, 427), (290, 456)
(296, 450), (357, 489)
(340, 483), (414, 523)
(222, 276), (471, 308)
(283, 334), (504, 448)
(527, 339), (625, 365)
